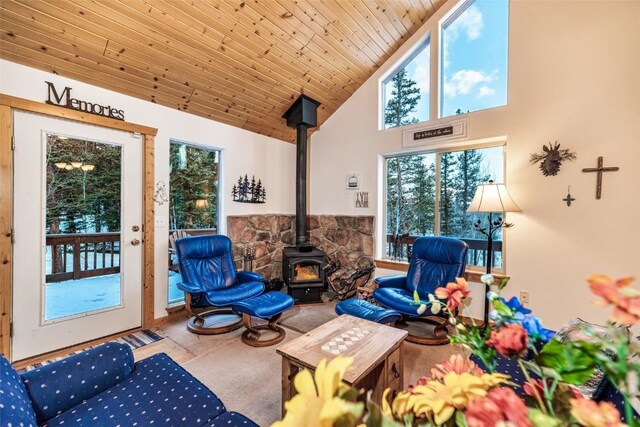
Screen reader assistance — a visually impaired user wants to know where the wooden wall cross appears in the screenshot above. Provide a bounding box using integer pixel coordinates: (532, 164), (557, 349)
(582, 156), (620, 199)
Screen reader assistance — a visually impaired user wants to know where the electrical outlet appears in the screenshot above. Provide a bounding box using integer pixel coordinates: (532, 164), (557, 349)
(520, 290), (530, 304)
(155, 216), (167, 227)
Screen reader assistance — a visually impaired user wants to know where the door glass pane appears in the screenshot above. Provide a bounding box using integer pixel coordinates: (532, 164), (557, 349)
(168, 142), (220, 305)
(45, 134), (122, 321)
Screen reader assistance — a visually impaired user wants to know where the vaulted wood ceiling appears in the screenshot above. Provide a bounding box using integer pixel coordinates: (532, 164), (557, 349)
(0, 0), (445, 143)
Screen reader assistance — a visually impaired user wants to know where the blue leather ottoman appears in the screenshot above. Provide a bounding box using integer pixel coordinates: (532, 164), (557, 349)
(232, 291), (294, 347)
(336, 298), (402, 324)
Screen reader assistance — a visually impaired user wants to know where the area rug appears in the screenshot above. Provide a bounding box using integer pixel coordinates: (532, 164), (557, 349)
(17, 329), (165, 373)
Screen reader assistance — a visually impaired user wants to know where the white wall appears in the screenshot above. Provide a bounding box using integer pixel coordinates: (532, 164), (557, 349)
(310, 1), (640, 329)
(0, 59), (296, 319)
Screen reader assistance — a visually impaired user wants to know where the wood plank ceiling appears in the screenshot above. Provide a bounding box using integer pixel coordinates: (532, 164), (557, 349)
(0, 0), (445, 143)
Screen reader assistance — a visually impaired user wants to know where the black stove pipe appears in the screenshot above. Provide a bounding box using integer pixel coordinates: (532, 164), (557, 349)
(282, 94), (321, 248)
(295, 123), (308, 247)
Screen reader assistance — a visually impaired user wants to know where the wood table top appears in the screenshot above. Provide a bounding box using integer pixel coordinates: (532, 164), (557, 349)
(277, 314), (408, 384)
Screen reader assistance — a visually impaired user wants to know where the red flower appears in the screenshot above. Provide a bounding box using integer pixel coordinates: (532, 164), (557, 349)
(588, 275), (640, 326)
(435, 277), (471, 311)
(486, 323), (529, 357)
(466, 388), (531, 427)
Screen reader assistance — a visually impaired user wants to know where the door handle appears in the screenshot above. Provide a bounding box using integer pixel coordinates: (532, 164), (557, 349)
(131, 238), (141, 246)
(132, 225), (140, 232)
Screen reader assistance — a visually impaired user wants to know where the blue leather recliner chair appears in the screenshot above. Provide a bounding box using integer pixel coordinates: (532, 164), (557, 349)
(175, 234), (265, 334)
(374, 236), (468, 345)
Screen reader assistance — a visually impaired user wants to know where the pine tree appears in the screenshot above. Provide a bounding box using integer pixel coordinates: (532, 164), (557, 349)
(384, 70), (421, 128)
(439, 152), (456, 236)
(452, 149), (490, 238)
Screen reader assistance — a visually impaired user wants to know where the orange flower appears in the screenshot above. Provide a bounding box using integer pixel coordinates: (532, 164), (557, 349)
(430, 354), (483, 381)
(588, 275), (640, 326)
(570, 398), (626, 427)
(486, 323), (529, 357)
(435, 277), (471, 311)
(466, 388), (531, 427)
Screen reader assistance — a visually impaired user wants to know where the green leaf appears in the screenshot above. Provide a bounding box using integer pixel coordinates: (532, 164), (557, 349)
(528, 409), (562, 427)
(491, 299), (513, 317)
(413, 290), (421, 305)
(535, 339), (598, 384)
(497, 277), (510, 291)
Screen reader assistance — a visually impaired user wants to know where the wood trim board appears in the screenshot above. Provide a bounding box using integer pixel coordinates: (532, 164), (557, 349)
(0, 94), (157, 360)
(0, 105), (13, 357)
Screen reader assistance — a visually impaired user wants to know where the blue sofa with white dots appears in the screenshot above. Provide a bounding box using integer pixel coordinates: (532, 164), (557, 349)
(0, 342), (258, 427)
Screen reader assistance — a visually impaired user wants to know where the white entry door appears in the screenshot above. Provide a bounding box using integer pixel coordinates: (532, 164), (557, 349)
(12, 111), (143, 361)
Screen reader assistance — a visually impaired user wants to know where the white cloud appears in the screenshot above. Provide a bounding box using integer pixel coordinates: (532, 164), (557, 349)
(442, 5), (484, 68)
(478, 85), (495, 98)
(443, 69), (494, 97)
(447, 5), (484, 41)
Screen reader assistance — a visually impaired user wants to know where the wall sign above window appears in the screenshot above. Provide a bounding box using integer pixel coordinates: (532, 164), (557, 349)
(402, 118), (467, 149)
(45, 81), (125, 121)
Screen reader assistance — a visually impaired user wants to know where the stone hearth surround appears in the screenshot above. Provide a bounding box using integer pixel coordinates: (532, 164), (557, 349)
(227, 214), (374, 280)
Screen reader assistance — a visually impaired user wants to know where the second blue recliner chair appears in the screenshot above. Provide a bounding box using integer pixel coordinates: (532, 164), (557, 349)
(175, 234), (265, 334)
(374, 236), (468, 345)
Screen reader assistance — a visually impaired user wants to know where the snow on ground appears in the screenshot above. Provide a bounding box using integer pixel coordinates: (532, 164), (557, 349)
(45, 271), (184, 320)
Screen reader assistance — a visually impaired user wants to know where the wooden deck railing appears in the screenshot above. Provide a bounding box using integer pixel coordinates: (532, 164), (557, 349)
(46, 232), (120, 283)
(386, 234), (502, 269)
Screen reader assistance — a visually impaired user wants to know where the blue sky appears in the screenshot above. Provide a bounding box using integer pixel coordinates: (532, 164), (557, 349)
(384, 0), (508, 126)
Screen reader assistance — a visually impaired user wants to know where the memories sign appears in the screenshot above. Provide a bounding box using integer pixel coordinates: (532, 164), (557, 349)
(402, 118), (467, 149)
(45, 81), (125, 121)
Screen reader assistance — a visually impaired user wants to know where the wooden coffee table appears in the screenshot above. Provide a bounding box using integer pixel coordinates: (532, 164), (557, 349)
(277, 314), (408, 415)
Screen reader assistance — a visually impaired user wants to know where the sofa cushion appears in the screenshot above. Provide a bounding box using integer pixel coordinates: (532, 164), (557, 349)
(21, 342), (135, 424)
(203, 411), (260, 426)
(44, 353), (226, 426)
(0, 352), (38, 427)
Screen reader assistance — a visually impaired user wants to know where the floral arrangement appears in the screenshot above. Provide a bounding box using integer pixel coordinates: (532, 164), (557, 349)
(274, 274), (640, 427)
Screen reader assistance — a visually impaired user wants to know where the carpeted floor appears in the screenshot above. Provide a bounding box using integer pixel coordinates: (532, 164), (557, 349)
(149, 298), (464, 427)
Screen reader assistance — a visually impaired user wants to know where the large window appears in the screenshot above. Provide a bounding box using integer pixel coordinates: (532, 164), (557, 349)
(440, 0), (509, 117)
(167, 142), (220, 305)
(382, 38), (430, 129)
(385, 145), (505, 270)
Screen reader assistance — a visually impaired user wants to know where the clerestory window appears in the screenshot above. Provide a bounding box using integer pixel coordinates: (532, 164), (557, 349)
(382, 38), (430, 129)
(440, 0), (509, 117)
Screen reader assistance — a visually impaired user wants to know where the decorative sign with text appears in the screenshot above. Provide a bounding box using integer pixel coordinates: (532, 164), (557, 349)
(45, 81), (125, 121)
(402, 118), (467, 149)
(413, 126), (454, 141)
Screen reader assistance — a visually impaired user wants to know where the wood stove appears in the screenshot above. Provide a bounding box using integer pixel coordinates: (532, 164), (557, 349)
(281, 94), (326, 303)
(282, 247), (326, 303)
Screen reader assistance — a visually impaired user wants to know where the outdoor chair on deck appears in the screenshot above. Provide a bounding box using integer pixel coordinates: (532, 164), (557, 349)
(374, 236), (468, 345)
(175, 234), (265, 334)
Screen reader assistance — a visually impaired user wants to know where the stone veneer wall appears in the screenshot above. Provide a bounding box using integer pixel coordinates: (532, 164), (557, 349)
(227, 214), (374, 280)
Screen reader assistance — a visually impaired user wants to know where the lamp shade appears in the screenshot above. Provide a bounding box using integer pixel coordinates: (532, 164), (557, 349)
(467, 181), (521, 213)
(195, 199), (209, 209)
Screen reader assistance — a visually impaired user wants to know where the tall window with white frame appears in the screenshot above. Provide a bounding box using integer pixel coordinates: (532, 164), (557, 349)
(385, 145), (505, 271)
(382, 37), (430, 129)
(440, 0), (509, 117)
(167, 142), (220, 305)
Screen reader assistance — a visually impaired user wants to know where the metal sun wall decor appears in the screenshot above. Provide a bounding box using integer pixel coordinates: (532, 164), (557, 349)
(530, 141), (577, 176)
(232, 174), (266, 203)
(153, 180), (169, 205)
